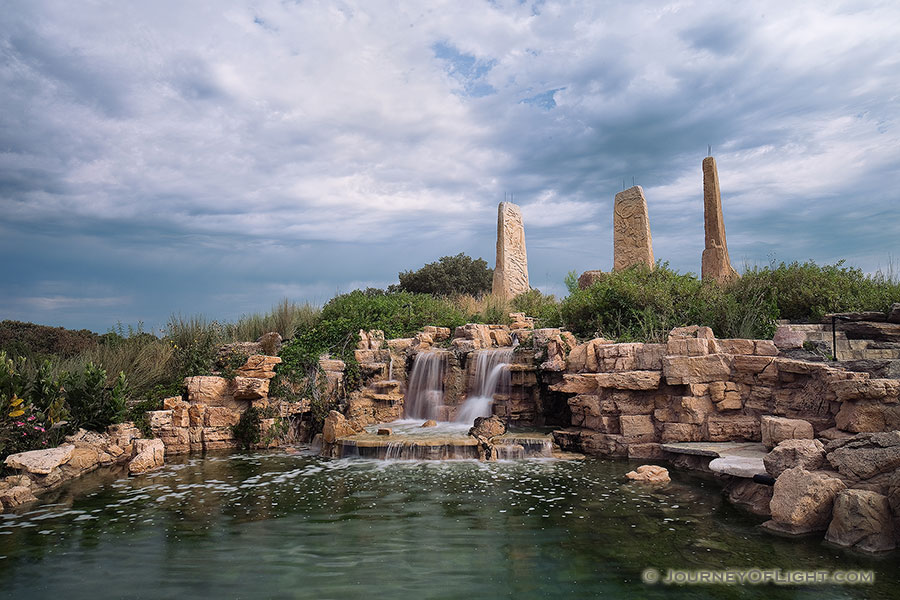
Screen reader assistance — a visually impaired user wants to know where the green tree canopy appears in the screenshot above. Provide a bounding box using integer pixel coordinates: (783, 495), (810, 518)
(394, 253), (493, 296)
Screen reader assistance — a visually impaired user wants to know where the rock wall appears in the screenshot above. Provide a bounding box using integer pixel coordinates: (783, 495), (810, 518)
(0, 423), (162, 513)
(149, 353), (299, 454)
(775, 308), (900, 366)
(550, 325), (899, 458)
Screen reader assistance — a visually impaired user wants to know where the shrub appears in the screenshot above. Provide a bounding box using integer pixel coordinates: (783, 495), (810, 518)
(394, 253), (493, 296)
(0, 352), (60, 458)
(735, 260), (900, 322)
(512, 289), (563, 328)
(0, 320), (99, 360)
(560, 263), (778, 341)
(231, 406), (262, 450)
(163, 315), (225, 380)
(63, 365), (128, 432)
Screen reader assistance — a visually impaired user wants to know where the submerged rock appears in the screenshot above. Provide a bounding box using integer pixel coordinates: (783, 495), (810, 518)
(625, 465), (670, 483)
(377, 428), (392, 436)
(421, 420), (437, 428)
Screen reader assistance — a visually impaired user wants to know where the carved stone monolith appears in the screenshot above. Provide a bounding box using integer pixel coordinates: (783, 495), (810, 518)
(613, 186), (654, 271)
(491, 201), (529, 299)
(701, 156), (739, 284)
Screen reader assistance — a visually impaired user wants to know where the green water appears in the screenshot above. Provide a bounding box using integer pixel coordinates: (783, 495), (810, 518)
(0, 452), (895, 599)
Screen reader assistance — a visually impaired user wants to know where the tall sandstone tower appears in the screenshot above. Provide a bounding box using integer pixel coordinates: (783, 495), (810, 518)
(491, 201), (530, 299)
(613, 185), (654, 271)
(701, 156), (739, 284)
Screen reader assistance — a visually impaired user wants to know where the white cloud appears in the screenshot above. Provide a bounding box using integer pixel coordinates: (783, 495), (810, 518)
(1, 0), (898, 329)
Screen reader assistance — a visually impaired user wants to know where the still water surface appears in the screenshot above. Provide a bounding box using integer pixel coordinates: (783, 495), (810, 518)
(0, 451), (895, 599)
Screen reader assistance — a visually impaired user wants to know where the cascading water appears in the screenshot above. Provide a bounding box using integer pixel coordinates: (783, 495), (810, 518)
(454, 348), (514, 424)
(403, 351), (448, 420)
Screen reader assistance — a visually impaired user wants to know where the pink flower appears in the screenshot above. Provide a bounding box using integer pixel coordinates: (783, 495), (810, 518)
(15, 422), (25, 427)
(27, 416), (35, 421)
(34, 426), (45, 432)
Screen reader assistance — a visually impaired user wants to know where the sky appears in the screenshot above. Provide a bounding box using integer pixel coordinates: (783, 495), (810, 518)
(2, 0), (899, 333)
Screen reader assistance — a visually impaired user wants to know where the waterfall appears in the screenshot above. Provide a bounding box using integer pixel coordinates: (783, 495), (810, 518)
(403, 351), (448, 420)
(388, 355), (394, 381)
(454, 348), (514, 424)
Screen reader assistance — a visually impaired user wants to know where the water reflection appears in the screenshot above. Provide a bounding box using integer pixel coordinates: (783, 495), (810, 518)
(0, 452), (895, 599)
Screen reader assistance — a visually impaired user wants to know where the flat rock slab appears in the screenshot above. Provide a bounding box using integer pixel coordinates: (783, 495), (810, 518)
(5, 444), (75, 475)
(661, 441), (767, 459)
(709, 456), (768, 478)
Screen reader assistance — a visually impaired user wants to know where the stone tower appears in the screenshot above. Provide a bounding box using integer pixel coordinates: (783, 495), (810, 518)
(701, 156), (739, 284)
(613, 186), (654, 271)
(491, 201), (529, 299)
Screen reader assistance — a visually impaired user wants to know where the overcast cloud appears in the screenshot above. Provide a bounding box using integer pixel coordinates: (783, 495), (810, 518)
(2, 0), (899, 332)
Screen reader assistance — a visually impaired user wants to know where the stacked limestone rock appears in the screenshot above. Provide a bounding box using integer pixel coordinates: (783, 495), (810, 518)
(0, 423), (165, 512)
(549, 325), (900, 460)
(148, 353), (285, 454)
(540, 323), (900, 552)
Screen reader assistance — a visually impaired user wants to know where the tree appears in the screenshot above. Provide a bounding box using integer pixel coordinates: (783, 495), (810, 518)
(394, 253), (493, 296)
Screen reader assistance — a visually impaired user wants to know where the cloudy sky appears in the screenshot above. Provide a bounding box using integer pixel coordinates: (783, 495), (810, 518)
(2, 1), (899, 332)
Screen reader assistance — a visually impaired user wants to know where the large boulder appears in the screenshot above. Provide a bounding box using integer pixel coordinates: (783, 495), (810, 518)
(322, 411), (356, 444)
(185, 376), (231, 405)
(761, 416), (814, 449)
(469, 415), (507, 440)
(825, 489), (896, 553)
(662, 354), (732, 385)
(825, 431), (900, 480)
(764, 467), (846, 534)
(4, 444), (74, 475)
(128, 439), (165, 475)
(764, 439), (827, 478)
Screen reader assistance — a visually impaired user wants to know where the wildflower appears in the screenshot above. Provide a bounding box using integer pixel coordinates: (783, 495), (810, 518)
(27, 415), (36, 421)
(34, 426), (45, 432)
(15, 421), (25, 427)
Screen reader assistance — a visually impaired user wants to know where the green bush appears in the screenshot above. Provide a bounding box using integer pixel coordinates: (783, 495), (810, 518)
(63, 364), (128, 432)
(735, 260), (900, 322)
(560, 264), (778, 341)
(393, 253), (493, 296)
(231, 406), (262, 450)
(0, 352), (63, 457)
(163, 315), (225, 380)
(512, 289), (563, 328)
(0, 320), (99, 360)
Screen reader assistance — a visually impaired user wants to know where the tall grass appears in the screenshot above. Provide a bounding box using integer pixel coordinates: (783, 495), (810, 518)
(449, 293), (513, 325)
(226, 300), (321, 341)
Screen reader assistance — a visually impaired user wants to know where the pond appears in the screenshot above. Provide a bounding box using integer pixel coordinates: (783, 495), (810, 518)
(0, 451), (895, 599)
